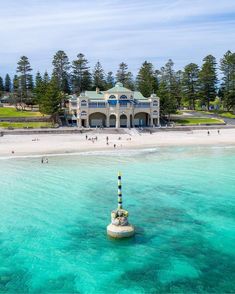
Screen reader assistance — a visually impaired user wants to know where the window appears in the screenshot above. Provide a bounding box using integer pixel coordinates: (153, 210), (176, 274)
(153, 110), (158, 116)
(109, 95), (116, 99)
(81, 111), (87, 116)
(120, 95), (127, 99)
(153, 100), (158, 107)
(81, 100), (87, 107)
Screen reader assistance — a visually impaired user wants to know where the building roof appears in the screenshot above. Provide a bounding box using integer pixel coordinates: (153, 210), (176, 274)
(71, 82), (149, 101)
(133, 92), (147, 100)
(106, 82), (132, 93)
(82, 90), (148, 101)
(84, 91), (104, 100)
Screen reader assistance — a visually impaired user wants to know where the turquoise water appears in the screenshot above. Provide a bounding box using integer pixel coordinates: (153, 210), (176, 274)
(0, 146), (235, 293)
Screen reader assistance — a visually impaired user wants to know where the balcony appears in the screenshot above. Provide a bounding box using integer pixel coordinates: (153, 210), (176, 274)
(134, 103), (150, 108)
(119, 104), (128, 108)
(88, 102), (106, 108)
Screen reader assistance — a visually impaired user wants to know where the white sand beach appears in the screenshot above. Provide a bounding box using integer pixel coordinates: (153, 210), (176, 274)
(0, 128), (235, 158)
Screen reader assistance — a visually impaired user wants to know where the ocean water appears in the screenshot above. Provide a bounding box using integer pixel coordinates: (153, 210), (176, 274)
(0, 146), (235, 293)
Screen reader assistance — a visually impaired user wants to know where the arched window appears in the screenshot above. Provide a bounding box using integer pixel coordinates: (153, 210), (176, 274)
(81, 111), (87, 116)
(81, 100), (87, 107)
(120, 95), (127, 99)
(153, 110), (158, 116)
(153, 100), (158, 107)
(109, 95), (116, 99)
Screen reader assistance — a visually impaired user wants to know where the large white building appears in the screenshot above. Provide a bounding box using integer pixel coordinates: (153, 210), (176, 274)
(68, 82), (160, 128)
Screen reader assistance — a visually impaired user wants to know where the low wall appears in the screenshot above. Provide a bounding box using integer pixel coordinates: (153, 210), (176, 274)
(1, 125), (235, 136)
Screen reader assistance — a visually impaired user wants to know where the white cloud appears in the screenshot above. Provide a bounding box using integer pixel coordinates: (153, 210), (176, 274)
(0, 0), (235, 76)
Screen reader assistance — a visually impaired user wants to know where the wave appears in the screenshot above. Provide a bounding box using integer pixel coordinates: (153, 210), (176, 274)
(0, 147), (160, 160)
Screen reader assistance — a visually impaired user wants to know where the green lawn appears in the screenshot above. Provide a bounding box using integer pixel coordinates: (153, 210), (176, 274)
(200, 110), (235, 119)
(0, 122), (55, 129)
(217, 112), (235, 119)
(0, 107), (43, 117)
(173, 117), (224, 125)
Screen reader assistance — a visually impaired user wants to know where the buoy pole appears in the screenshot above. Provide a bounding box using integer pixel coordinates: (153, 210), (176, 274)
(107, 172), (135, 238)
(118, 172), (122, 210)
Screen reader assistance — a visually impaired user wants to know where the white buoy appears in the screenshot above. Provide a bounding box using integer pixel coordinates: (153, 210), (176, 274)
(107, 172), (135, 238)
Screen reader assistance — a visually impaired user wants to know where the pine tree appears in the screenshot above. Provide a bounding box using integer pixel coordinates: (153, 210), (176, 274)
(220, 50), (235, 111)
(175, 70), (183, 109)
(72, 53), (92, 94)
(116, 62), (134, 90)
(39, 77), (63, 121)
(157, 59), (178, 119)
(13, 75), (19, 92)
(43, 71), (50, 84)
(106, 71), (115, 89)
(28, 75), (34, 91)
(182, 63), (200, 110)
(199, 55), (217, 110)
(34, 72), (43, 104)
(0, 77), (4, 97)
(35, 71), (43, 86)
(52, 50), (70, 93)
(16, 56), (33, 108)
(157, 80), (170, 118)
(136, 61), (158, 97)
(4, 74), (11, 93)
(92, 61), (106, 90)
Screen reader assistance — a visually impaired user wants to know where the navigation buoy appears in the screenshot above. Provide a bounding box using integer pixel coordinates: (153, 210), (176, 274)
(107, 172), (135, 238)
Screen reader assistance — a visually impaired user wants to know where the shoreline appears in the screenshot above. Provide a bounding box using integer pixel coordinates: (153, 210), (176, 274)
(0, 128), (235, 158)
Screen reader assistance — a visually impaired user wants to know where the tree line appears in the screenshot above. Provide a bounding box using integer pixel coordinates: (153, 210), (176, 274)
(0, 50), (235, 118)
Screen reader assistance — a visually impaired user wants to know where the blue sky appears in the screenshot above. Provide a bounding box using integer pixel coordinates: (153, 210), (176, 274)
(0, 0), (235, 77)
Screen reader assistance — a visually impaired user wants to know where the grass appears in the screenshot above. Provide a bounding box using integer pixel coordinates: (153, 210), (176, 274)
(0, 122), (55, 129)
(175, 110), (184, 115)
(0, 107), (43, 117)
(173, 117), (224, 125)
(217, 112), (235, 119)
(199, 110), (235, 119)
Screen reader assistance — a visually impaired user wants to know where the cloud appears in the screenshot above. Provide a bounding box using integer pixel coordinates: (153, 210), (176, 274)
(0, 0), (235, 76)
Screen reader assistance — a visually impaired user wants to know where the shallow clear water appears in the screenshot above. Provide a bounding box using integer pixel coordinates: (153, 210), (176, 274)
(0, 146), (235, 293)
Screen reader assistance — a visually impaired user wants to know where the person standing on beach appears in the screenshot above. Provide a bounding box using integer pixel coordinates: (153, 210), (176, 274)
(86, 135), (88, 140)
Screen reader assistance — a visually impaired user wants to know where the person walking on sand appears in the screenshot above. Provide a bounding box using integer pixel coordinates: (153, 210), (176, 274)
(86, 134), (88, 140)
(207, 131), (210, 136)
(106, 136), (109, 144)
(218, 129), (220, 135)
